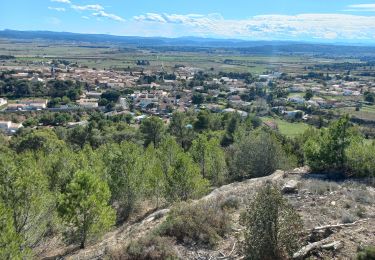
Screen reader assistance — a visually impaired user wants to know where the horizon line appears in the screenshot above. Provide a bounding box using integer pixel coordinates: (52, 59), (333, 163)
(1, 29), (375, 47)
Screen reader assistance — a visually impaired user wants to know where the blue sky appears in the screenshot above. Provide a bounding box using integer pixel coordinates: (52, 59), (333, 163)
(1, 0), (375, 42)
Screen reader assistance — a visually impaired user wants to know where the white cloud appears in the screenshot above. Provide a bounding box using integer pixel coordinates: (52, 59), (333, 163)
(51, 0), (71, 3)
(71, 4), (104, 11)
(132, 13), (375, 40)
(134, 13), (167, 23)
(50, 2), (124, 23)
(346, 4), (375, 12)
(93, 11), (125, 22)
(48, 6), (66, 12)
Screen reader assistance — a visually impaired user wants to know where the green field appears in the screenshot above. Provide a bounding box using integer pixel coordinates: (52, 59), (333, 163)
(334, 105), (375, 121)
(261, 117), (310, 138)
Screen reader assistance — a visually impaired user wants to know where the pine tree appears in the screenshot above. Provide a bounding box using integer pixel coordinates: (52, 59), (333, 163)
(0, 202), (25, 260)
(191, 133), (227, 186)
(58, 170), (115, 248)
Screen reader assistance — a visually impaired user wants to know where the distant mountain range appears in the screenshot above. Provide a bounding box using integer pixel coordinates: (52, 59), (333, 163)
(0, 29), (297, 47)
(1, 29), (375, 57)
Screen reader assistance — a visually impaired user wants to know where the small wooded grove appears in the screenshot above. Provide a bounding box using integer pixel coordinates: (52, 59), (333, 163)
(0, 111), (374, 258)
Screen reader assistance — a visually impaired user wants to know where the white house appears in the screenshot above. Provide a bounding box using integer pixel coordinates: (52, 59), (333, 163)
(77, 98), (99, 108)
(288, 97), (305, 104)
(0, 121), (22, 134)
(0, 98), (7, 107)
(222, 108), (248, 118)
(283, 110), (304, 118)
(6, 99), (47, 111)
(85, 91), (102, 99)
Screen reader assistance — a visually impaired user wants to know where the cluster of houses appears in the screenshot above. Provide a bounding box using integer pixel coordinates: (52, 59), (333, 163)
(1, 59), (375, 135)
(0, 63), (200, 90)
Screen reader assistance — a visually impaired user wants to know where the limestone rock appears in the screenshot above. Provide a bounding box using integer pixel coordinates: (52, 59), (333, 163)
(282, 180), (299, 194)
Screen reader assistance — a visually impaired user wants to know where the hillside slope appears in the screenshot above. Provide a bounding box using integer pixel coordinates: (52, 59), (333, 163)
(40, 168), (375, 260)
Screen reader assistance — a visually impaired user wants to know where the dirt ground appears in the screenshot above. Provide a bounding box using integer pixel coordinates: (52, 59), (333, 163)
(38, 168), (375, 260)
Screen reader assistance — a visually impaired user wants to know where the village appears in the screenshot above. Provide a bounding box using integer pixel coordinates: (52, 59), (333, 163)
(1, 57), (375, 136)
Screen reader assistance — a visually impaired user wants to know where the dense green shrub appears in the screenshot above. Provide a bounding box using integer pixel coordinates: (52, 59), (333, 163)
(304, 116), (375, 178)
(243, 183), (303, 260)
(0, 202), (26, 259)
(304, 116), (355, 172)
(346, 141), (375, 178)
(357, 246), (375, 260)
(228, 130), (289, 180)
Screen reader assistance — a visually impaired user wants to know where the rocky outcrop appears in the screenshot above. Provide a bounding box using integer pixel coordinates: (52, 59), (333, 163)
(282, 180), (299, 194)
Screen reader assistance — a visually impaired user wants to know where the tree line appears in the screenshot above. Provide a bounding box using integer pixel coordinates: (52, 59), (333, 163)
(0, 78), (82, 100)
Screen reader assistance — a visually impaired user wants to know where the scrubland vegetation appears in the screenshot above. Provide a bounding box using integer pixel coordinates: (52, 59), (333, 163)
(0, 109), (374, 259)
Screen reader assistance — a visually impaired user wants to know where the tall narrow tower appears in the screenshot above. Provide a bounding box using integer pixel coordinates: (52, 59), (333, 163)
(157, 55), (165, 81)
(51, 66), (56, 78)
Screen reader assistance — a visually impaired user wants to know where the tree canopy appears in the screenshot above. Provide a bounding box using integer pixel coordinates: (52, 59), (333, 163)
(58, 170), (115, 248)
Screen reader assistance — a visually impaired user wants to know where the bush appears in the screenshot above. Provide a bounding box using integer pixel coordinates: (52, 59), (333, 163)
(303, 180), (339, 195)
(357, 246), (375, 260)
(347, 142), (375, 178)
(352, 189), (374, 205)
(107, 235), (178, 260)
(304, 116), (355, 172)
(219, 195), (240, 210)
(228, 130), (288, 180)
(356, 205), (366, 218)
(343, 200), (353, 209)
(158, 200), (231, 247)
(341, 211), (356, 224)
(243, 183), (303, 260)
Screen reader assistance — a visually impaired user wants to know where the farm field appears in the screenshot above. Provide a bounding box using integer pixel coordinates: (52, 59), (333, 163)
(261, 117), (310, 137)
(0, 39), (353, 75)
(334, 105), (375, 121)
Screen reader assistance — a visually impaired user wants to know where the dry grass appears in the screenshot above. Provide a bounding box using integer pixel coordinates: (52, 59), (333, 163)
(302, 179), (339, 195)
(340, 210), (356, 224)
(157, 199), (232, 248)
(106, 235), (178, 260)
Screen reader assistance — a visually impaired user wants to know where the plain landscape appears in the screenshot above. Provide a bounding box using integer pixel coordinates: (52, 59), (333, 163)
(0, 28), (375, 260)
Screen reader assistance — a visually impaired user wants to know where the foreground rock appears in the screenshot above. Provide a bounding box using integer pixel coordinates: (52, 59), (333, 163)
(282, 180), (299, 194)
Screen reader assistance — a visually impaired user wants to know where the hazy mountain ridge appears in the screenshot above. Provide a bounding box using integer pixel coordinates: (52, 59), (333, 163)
(2, 29), (375, 56)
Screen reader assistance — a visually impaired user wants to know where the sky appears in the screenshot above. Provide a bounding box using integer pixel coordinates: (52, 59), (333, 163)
(1, 0), (375, 43)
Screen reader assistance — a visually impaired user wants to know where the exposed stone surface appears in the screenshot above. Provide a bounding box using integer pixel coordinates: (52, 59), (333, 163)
(282, 180), (299, 193)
